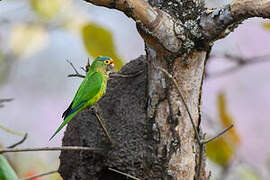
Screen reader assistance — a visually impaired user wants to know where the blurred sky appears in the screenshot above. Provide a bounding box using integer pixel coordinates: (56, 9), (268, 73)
(1, 0), (270, 179)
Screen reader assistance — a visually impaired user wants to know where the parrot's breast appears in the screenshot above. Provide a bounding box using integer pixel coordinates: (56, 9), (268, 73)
(85, 76), (107, 108)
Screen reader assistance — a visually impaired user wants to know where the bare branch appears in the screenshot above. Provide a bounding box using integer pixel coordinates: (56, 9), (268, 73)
(207, 54), (270, 78)
(81, 66), (87, 72)
(7, 133), (28, 149)
(201, 124), (234, 144)
(85, 57), (91, 72)
(84, 0), (181, 52)
(66, 60), (86, 78)
(20, 170), (58, 180)
(0, 98), (13, 108)
(108, 168), (141, 180)
(67, 74), (85, 78)
(0, 98), (13, 103)
(196, 133), (206, 180)
(66, 60), (79, 74)
(91, 106), (114, 145)
(109, 70), (144, 78)
(231, 0), (270, 19)
(0, 146), (104, 154)
(200, 0), (270, 42)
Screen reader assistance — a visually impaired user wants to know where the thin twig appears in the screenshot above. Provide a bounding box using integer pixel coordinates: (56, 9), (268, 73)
(201, 124), (234, 144)
(92, 106), (114, 145)
(0, 124), (25, 136)
(66, 60), (86, 78)
(7, 133), (28, 148)
(0, 98), (13, 108)
(158, 67), (201, 145)
(196, 133), (206, 180)
(81, 67), (87, 72)
(66, 60), (79, 74)
(108, 168), (141, 180)
(85, 57), (91, 72)
(109, 70), (145, 78)
(0, 146), (104, 154)
(20, 170), (58, 180)
(67, 74), (85, 78)
(0, 98), (13, 103)
(207, 54), (270, 79)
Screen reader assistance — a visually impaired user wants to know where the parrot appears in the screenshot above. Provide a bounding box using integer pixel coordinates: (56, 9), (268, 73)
(49, 56), (114, 140)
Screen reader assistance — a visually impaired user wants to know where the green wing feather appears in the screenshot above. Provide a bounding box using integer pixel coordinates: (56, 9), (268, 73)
(49, 71), (104, 140)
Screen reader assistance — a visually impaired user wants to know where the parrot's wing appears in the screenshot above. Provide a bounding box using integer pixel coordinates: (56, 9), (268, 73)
(63, 72), (103, 118)
(49, 72), (103, 140)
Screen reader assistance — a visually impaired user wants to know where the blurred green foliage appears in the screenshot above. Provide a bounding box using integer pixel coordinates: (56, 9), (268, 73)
(206, 92), (241, 167)
(81, 23), (124, 71)
(0, 155), (18, 180)
(218, 92), (240, 145)
(262, 22), (270, 30)
(30, 0), (61, 19)
(206, 137), (234, 166)
(238, 166), (260, 180)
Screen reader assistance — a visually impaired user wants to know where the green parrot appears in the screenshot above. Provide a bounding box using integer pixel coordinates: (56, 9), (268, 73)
(49, 56), (114, 140)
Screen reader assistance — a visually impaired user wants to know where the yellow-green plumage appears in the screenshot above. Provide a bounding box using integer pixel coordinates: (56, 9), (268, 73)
(49, 56), (113, 140)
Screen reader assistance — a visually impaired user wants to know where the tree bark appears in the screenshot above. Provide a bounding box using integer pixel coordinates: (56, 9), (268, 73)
(59, 0), (270, 179)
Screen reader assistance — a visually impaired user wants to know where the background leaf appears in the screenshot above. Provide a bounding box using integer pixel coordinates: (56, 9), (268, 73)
(218, 92), (241, 145)
(262, 22), (270, 30)
(30, 0), (61, 19)
(0, 155), (18, 180)
(81, 23), (124, 71)
(206, 137), (234, 167)
(9, 24), (48, 57)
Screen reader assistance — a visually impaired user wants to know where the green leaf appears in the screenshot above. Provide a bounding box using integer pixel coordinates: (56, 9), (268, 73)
(81, 23), (124, 71)
(0, 155), (18, 180)
(218, 92), (240, 145)
(206, 137), (234, 167)
(262, 22), (270, 30)
(238, 166), (260, 180)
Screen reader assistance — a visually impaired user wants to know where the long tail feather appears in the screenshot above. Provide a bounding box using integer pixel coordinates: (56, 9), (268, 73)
(49, 112), (77, 141)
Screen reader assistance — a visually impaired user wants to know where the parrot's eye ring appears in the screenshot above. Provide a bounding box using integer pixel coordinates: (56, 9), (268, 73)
(104, 60), (110, 65)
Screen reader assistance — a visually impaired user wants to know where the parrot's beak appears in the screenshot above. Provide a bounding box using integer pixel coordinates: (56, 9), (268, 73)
(107, 59), (114, 72)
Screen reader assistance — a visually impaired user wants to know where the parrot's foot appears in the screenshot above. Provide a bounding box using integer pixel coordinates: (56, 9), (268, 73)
(90, 106), (115, 146)
(109, 69), (144, 78)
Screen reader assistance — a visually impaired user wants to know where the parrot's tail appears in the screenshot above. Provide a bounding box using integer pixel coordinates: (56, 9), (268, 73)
(49, 112), (77, 141)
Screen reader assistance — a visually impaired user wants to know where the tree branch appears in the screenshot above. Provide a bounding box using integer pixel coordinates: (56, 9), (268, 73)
(84, 0), (181, 52)
(0, 98), (13, 108)
(200, 0), (270, 42)
(108, 168), (141, 180)
(0, 146), (104, 154)
(7, 133), (28, 149)
(201, 124), (234, 144)
(20, 170), (58, 180)
(66, 60), (86, 78)
(231, 0), (270, 19)
(206, 54), (270, 78)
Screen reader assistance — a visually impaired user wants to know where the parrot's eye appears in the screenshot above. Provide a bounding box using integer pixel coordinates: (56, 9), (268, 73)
(104, 60), (110, 65)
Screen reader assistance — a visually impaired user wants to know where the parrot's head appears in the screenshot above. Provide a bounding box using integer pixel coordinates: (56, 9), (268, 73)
(92, 56), (114, 74)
